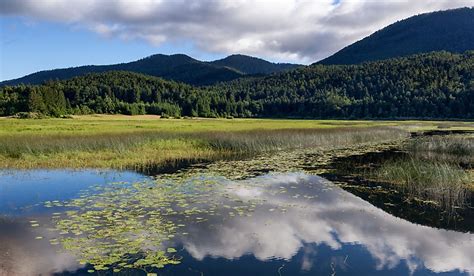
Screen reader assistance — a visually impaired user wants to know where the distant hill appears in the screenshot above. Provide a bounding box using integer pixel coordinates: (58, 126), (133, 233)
(319, 7), (474, 65)
(209, 54), (300, 75)
(1, 54), (301, 87)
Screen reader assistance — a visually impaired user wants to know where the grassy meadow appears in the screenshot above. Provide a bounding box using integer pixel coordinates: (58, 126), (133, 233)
(0, 115), (397, 169)
(0, 115), (472, 171)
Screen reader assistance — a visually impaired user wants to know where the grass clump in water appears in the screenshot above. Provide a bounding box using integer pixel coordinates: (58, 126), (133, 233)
(373, 158), (469, 211)
(408, 136), (474, 157)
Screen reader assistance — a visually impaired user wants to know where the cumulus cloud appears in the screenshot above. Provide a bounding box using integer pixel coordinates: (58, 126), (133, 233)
(1, 0), (472, 63)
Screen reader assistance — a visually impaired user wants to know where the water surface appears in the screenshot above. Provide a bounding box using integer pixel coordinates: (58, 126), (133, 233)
(0, 170), (472, 275)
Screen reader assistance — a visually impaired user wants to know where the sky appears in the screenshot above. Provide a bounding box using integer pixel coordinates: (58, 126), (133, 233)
(0, 0), (472, 81)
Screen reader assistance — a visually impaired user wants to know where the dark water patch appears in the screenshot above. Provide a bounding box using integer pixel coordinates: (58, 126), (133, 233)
(325, 174), (474, 233)
(132, 158), (212, 176)
(324, 148), (409, 173)
(131, 152), (253, 176)
(411, 129), (474, 137)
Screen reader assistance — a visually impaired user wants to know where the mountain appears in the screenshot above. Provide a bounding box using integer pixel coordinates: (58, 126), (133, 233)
(1, 54), (301, 87)
(319, 7), (474, 65)
(209, 54), (301, 75)
(2, 51), (473, 119)
(211, 51), (474, 118)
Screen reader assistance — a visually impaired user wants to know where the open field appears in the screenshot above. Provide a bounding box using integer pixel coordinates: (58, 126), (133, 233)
(1, 114), (473, 135)
(0, 115), (473, 170)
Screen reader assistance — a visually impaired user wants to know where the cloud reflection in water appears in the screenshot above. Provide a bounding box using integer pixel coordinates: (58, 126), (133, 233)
(177, 173), (474, 274)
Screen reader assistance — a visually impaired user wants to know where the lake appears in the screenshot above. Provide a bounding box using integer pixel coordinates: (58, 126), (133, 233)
(0, 168), (472, 275)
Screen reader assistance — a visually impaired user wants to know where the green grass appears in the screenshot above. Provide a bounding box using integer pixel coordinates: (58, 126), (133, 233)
(0, 115), (385, 135)
(1, 115), (473, 136)
(1, 115), (473, 170)
(202, 127), (406, 153)
(369, 135), (474, 210)
(408, 135), (474, 156)
(0, 115), (416, 169)
(1, 115), (472, 210)
(373, 158), (469, 210)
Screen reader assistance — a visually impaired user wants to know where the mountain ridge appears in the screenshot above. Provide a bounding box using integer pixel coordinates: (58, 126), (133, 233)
(2, 51), (473, 119)
(1, 54), (302, 87)
(209, 54), (300, 75)
(318, 7), (474, 65)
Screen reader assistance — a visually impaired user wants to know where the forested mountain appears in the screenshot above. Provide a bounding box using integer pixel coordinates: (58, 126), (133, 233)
(319, 7), (474, 65)
(0, 54), (301, 87)
(214, 51), (474, 118)
(1, 51), (473, 119)
(210, 54), (301, 75)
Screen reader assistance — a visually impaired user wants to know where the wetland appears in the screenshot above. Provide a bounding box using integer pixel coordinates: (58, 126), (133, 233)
(0, 117), (473, 275)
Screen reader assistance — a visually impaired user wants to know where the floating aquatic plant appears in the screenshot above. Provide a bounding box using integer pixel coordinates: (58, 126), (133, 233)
(47, 174), (267, 273)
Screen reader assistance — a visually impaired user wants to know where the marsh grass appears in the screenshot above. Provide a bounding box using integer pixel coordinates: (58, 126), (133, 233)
(202, 127), (407, 154)
(373, 158), (469, 211)
(408, 136), (474, 156)
(0, 132), (178, 157)
(0, 125), (407, 169)
(0, 136), (218, 170)
(406, 136), (474, 170)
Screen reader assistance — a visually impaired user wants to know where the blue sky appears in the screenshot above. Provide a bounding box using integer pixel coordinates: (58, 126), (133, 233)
(0, 16), (222, 81)
(1, 0), (471, 81)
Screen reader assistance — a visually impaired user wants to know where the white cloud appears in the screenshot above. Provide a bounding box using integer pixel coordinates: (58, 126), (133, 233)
(1, 0), (472, 63)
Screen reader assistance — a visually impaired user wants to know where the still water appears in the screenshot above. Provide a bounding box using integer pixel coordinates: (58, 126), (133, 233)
(0, 169), (472, 276)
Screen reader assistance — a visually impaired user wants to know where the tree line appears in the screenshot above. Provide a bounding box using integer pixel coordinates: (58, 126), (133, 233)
(1, 51), (473, 119)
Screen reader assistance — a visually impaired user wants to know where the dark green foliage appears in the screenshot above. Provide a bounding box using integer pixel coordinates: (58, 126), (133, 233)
(27, 88), (46, 113)
(213, 51), (474, 118)
(1, 84), (67, 117)
(1, 51), (473, 118)
(319, 8), (474, 65)
(210, 54), (301, 75)
(145, 102), (181, 117)
(0, 71), (213, 117)
(1, 54), (301, 87)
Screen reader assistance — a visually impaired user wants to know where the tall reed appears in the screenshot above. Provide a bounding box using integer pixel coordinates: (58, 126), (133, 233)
(373, 157), (469, 211)
(0, 132), (178, 158)
(408, 136), (474, 156)
(201, 127), (407, 154)
(0, 127), (408, 169)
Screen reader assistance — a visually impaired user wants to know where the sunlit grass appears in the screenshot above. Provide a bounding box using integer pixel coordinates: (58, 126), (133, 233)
(1, 115), (473, 136)
(203, 127), (406, 153)
(0, 116), (411, 169)
(1, 115), (472, 170)
(0, 138), (219, 169)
